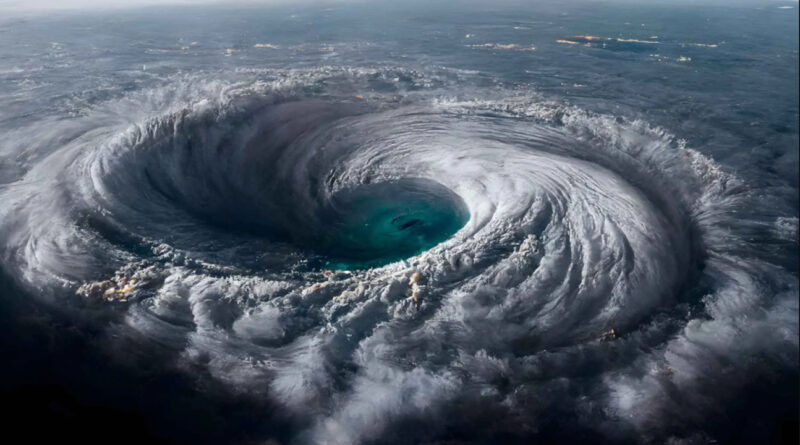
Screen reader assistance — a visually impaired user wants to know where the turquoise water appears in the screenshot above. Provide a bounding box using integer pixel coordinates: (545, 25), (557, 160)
(320, 181), (469, 269)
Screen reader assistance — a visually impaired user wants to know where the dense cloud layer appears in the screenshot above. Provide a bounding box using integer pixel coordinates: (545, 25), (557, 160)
(0, 66), (796, 444)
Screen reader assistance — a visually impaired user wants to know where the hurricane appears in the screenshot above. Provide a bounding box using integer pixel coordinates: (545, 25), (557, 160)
(0, 3), (797, 444)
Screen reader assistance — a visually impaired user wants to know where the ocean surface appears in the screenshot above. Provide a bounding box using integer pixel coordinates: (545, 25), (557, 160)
(0, 1), (798, 444)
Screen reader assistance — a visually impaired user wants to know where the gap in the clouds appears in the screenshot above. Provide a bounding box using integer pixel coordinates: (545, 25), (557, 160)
(316, 179), (469, 270)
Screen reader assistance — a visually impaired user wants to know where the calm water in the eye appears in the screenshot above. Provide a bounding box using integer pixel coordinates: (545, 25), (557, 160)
(314, 179), (470, 269)
(323, 198), (469, 269)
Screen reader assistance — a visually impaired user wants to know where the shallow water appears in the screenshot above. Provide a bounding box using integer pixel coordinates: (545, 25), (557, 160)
(318, 179), (470, 269)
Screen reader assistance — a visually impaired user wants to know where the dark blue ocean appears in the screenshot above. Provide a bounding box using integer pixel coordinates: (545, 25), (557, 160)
(0, 1), (797, 444)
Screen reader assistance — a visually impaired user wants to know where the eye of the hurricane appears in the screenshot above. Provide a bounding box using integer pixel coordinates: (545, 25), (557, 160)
(318, 179), (469, 269)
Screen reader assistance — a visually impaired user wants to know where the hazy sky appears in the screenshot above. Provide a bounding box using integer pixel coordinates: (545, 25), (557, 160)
(0, 0), (339, 12)
(0, 0), (795, 11)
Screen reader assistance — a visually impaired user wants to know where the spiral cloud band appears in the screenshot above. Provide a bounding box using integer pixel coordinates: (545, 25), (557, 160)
(0, 67), (796, 444)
